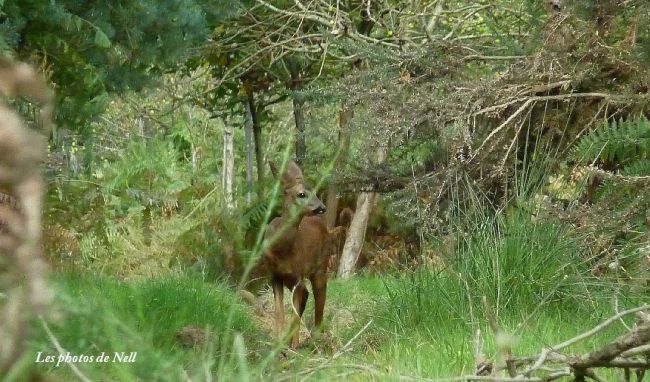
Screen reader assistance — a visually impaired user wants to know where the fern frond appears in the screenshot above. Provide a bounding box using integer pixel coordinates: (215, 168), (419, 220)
(621, 159), (650, 177)
(573, 116), (650, 163)
(240, 201), (270, 232)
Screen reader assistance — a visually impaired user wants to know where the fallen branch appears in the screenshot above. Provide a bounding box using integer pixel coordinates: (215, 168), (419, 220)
(571, 321), (650, 369)
(466, 305), (650, 381)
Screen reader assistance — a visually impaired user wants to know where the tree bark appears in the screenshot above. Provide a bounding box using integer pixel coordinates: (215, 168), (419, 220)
(246, 92), (264, 195)
(324, 106), (353, 229)
(244, 101), (255, 204)
(337, 144), (387, 279)
(221, 118), (235, 210)
(289, 63), (306, 165)
(337, 192), (376, 279)
(293, 97), (306, 165)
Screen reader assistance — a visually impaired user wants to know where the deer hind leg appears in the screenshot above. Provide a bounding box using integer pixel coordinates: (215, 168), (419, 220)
(311, 273), (327, 329)
(289, 281), (308, 348)
(271, 277), (285, 340)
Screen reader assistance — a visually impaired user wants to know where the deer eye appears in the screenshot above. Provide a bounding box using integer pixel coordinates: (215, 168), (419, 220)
(297, 192), (306, 199)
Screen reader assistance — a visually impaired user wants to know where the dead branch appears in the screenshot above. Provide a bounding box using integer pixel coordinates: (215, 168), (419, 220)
(570, 321), (650, 369)
(455, 305), (650, 381)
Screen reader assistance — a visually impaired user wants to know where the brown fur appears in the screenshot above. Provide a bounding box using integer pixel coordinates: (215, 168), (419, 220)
(264, 160), (329, 348)
(338, 207), (354, 228)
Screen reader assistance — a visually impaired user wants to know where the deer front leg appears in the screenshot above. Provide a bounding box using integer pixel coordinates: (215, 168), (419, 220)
(271, 277), (285, 340)
(289, 281), (309, 348)
(311, 273), (327, 329)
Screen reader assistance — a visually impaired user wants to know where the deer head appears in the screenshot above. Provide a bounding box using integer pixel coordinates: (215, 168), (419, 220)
(269, 160), (326, 216)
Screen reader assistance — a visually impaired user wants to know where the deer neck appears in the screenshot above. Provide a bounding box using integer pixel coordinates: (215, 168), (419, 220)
(279, 203), (308, 231)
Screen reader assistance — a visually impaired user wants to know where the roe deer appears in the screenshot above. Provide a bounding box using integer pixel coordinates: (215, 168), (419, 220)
(264, 160), (333, 348)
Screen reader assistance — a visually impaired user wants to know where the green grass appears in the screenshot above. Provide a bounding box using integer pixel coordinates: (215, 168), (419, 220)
(20, 268), (647, 381)
(27, 274), (263, 381)
(20, 205), (648, 381)
(269, 273), (645, 381)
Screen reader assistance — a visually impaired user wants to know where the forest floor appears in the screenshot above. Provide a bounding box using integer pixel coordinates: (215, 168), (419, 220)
(24, 271), (645, 381)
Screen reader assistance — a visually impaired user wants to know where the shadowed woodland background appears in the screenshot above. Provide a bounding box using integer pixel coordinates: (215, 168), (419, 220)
(1, 0), (650, 380)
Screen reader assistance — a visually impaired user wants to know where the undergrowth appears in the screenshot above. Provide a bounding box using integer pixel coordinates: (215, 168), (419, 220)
(29, 274), (262, 381)
(25, 258), (647, 381)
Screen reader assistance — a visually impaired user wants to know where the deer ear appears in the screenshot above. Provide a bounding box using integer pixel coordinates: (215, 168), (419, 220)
(285, 160), (304, 180)
(282, 161), (304, 185)
(269, 161), (279, 178)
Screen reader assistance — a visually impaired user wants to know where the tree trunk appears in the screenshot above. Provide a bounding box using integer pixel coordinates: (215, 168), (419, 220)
(337, 192), (376, 279)
(324, 106), (353, 229)
(244, 101), (255, 204)
(248, 95), (264, 194)
(289, 64), (306, 165)
(221, 118), (235, 210)
(337, 144), (387, 279)
(293, 97), (306, 165)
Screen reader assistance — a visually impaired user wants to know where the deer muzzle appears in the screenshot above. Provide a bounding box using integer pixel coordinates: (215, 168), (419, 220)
(313, 205), (326, 215)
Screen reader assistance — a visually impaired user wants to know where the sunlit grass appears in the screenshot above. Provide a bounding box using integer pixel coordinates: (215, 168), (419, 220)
(28, 206), (648, 382)
(26, 267), (646, 381)
(29, 274), (262, 381)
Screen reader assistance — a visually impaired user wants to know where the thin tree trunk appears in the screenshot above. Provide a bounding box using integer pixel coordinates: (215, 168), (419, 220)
(221, 118), (235, 210)
(293, 97), (306, 165)
(324, 106), (354, 229)
(244, 101), (255, 204)
(289, 63), (306, 165)
(249, 95), (265, 194)
(191, 143), (198, 171)
(337, 192), (375, 279)
(337, 144), (387, 279)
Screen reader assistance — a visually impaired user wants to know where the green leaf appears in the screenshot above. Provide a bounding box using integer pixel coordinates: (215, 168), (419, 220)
(94, 28), (111, 48)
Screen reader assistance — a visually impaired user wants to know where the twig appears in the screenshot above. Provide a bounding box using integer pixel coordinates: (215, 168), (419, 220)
(572, 321), (650, 369)
(583, 369), (607, 382)
(39, 316), (92, 382)
(521, 305), (650, 376)
(469, 99), (533, 163)
(291, 320), (374, 382)
(444, 5), (492, 40)
(588, 167), (650, 184)
(463, 55), (528, 61)
(276, 362), (381, 382)
(473, 92), (618, 118)
(333, 320), (373, 359)
(620, 344), (650, 358)
(553, 305), (649, 351)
